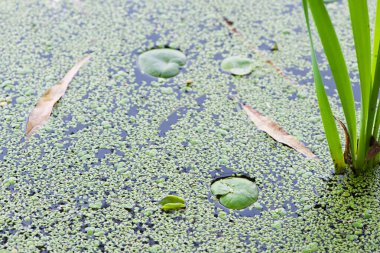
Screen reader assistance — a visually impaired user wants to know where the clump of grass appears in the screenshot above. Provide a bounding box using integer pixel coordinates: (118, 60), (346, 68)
(303, 0), (380, 175)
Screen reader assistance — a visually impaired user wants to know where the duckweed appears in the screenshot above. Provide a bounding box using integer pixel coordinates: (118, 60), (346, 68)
(0, 0), (379, 252)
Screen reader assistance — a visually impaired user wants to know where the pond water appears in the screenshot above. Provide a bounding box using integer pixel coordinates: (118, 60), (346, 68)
(0, 0), (380, 252)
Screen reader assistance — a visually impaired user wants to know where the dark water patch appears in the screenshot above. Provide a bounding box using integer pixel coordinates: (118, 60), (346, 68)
(209, 165), (236, 179)
(96, 148), (112, 159)
(213, 52), (225, 61)
(145, 33), (161, 44)
(195, 95), (207, 111)
(288, 92), (298, 100)
(293, 26), (303, 33)
(258, 36), (276, 52)
(132, 55), (157, 85)
(159, 107), (188, 137)
(65, 123), (87, 135)
(281, 3), (297, 15)
(0, 147), (7, 161)
(38, 51), (53, 62)
(227, 81), (237, 97)
(128, 105), (139, 116)
(198, 38), (207, 45)
(63, 114), (72, 123)
(288, 51), (361, 104)
(198, 23), (223, 33)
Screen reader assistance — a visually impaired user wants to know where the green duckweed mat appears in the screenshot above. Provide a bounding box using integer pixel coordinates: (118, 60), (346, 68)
(0, 0), (380, 252)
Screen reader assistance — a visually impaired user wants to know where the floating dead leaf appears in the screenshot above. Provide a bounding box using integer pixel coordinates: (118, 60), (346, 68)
(242, 104), (316, 159)
(25, 55), (91, 139)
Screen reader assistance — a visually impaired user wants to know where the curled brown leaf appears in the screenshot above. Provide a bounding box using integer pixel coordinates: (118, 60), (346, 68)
(25, 55), (91, 139)
(335, 117), (352, 166)
(366, 136), (380, 161)
(242, 104), (317, 159)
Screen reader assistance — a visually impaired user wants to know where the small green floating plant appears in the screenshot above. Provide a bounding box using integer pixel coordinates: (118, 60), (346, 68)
(303, 0), (380, 174)
(160, 195), (186, 211)
(211, 177), (259, 210)
(221, 56), (254, 76)
(138, 48), (186, 78)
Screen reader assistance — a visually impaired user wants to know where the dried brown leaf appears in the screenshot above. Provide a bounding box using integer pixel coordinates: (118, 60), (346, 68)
(366, 136), (380, 161)
(242, 104), (316, 159)
(26, 55), (91, 139)
(335, 117), (352, 165)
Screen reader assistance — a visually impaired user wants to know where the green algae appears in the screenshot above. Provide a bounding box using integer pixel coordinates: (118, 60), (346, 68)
(0, 0), (378, 252)
(3, 177), (16, 187)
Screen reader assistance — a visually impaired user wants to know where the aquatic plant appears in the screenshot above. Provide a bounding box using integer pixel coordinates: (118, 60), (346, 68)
(138, 48), (186, 78)
(160, 195), (186, 211)
(221, 56), (254, 75)
(303, 0), (380, 174)
(211, 177), (259, 210)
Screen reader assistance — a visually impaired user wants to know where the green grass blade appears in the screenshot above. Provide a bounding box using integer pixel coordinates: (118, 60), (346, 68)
(374, 105), (380, 139)
(372, 0), (380, 78)
(303, 0), (345, 172)
(372, 40), (380, 139)
(307, 0), (357, 162)
(348, 0), (371, 169)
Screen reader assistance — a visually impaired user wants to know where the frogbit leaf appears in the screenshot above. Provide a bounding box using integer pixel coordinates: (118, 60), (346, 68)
(160, 195), (186, 211)
(242, 104), (317, 159)
(211, 177), (259, 210)
(159, 195), (185, 206)
(161, 203), (186, 211)
(211, 181), (232, 196)
(26, 55), (91, 139)
(221, 56), (253, 76)
(138, 49), (186, 78)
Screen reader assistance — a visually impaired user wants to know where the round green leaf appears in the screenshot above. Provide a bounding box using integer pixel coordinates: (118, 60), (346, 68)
(221, 56), (253, 76)
(211, 177), (259, 210)
(138, 49), (186, 78)
(159, 195), (185, 205)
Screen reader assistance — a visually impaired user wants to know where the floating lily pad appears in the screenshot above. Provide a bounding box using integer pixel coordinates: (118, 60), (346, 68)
(160, 195), (186, 211)
(211, 177), (259, 210)
(138, 49), (186, 78)
(221, 56), (254, 76)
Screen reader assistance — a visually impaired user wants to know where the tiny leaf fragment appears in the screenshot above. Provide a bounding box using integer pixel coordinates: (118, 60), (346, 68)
(160, 195), (186, 211)
(242, 104), (316, 159)
(161, 203), (186, 211)
(159, 195), (185, 206)
(25, 55), (91, 139)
